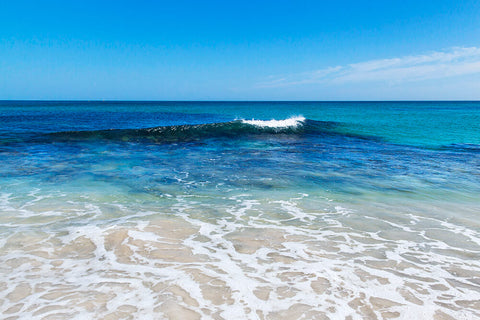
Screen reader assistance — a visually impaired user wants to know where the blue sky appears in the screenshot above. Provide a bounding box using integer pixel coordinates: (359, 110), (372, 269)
(1, 0), (479, 100)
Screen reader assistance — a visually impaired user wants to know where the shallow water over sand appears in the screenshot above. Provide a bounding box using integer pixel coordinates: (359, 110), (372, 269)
(1, 190), (480, 319)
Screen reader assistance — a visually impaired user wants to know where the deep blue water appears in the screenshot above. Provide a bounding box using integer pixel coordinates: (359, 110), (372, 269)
(1, 101), (479, 201)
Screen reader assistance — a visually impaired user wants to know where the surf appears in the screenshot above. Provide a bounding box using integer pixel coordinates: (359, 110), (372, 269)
(46, 116), (337, 143)
(240, 116), (306, 128)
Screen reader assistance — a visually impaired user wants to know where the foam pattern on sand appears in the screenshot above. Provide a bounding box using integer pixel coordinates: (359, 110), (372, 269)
(1, 191), (479, 320)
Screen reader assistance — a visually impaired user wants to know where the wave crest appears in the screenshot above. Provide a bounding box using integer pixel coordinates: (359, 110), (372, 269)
(241, 116), (306, 128)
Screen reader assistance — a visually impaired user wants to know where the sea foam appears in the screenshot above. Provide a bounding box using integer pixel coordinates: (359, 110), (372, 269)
(241, 116), (305, 128)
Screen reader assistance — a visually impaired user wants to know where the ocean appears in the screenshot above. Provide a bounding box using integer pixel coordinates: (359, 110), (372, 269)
(0, 101), (479, 319)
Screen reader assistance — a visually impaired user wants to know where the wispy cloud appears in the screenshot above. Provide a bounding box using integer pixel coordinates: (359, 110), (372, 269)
(258, 47), (480, 88)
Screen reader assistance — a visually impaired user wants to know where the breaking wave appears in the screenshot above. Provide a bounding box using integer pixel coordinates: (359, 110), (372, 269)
(47, 117), (339, 143)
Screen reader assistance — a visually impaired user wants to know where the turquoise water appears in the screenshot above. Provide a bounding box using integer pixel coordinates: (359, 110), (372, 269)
(1, 101), (479, 319)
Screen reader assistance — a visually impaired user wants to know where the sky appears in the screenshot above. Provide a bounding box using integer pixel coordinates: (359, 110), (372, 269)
(1, 0), (480, 100)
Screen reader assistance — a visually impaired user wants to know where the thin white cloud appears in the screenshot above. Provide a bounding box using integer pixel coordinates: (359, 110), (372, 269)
(258, 47), (480, 88)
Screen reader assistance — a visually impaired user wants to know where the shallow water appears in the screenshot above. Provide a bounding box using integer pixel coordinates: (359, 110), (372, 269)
(0, 101), (479, 319)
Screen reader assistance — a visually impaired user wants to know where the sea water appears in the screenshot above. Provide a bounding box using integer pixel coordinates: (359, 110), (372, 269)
(0, 101), (479, 319)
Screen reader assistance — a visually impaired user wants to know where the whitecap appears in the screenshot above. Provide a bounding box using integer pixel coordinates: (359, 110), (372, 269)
(241, 116), (306, 128)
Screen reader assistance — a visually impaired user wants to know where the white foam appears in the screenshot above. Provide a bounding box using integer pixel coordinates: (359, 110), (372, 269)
(1, 192), (480, 319)
(241, 116), (305, 128)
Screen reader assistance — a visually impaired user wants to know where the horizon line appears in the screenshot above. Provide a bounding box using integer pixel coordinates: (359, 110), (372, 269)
(1, 99), (480, 103)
